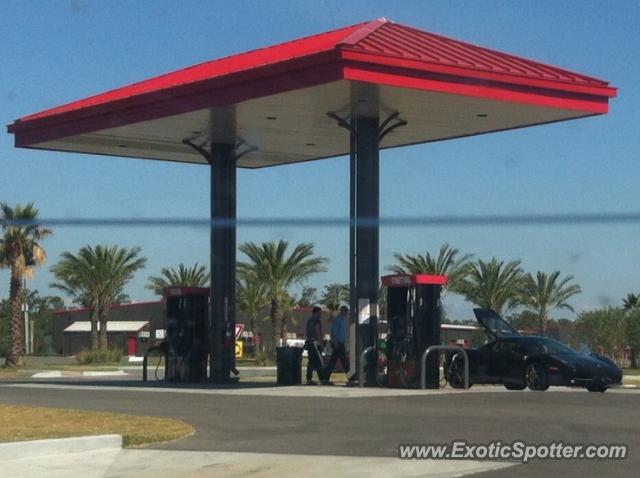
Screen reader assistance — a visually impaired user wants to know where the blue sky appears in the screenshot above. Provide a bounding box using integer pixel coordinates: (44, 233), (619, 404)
(1, 1), (639, 319)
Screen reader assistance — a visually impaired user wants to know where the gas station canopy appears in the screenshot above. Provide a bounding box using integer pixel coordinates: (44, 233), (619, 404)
(8, 18), (616, 168)
(8, 18), (617, 383)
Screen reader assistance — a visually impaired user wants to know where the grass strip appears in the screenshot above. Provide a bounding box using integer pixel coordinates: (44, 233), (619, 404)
(0, 404), (193, 447)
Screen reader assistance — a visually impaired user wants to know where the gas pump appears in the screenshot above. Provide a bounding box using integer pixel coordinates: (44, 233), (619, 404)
(382, 274), (447, 388)
(162, 287), (209, 382)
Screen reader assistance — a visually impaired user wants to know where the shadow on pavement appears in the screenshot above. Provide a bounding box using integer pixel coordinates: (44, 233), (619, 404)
(0, 378), (284, 390)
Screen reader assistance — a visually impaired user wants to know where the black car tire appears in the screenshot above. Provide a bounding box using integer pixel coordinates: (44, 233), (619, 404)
(447, 357), (470, 389)
(504, 382), (526, 391)
(586, 384), (607, 393)
(524, 361), (549, 391)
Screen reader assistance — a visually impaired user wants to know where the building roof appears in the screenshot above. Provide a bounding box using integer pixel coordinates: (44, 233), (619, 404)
(53, 301), (162, 316)
(63, 321), (149, 333)
(8, 18), (616, 168)
(441, 324), (479, 331)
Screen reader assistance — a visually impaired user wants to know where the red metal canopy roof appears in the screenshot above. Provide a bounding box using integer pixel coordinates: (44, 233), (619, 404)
(343, 19), (610, 89)
(8, 18), (616, 168)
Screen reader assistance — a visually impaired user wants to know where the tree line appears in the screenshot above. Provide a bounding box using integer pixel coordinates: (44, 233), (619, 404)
(569, 297), (640, 368)
(2, 202), (638, 367)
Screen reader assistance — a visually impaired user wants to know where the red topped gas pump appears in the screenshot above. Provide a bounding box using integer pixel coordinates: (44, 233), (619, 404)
(382, 274), (447, 388)
(162, 287), (210, 382)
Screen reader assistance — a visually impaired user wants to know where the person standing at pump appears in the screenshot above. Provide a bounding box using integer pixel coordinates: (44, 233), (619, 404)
(323, 305), (350, 384)
(305, 306), (325, 385)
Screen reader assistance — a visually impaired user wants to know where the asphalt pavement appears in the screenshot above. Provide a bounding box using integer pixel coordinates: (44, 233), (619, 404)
(0, 372), (638, 477)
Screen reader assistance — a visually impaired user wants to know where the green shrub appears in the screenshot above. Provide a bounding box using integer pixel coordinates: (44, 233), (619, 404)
(75, 348), (122, 365)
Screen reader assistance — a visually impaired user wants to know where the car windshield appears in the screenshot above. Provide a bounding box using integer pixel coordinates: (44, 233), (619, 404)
(537, 338), (577, 355)
(578, 343), (592, 354)
(473, 309), (520, 338)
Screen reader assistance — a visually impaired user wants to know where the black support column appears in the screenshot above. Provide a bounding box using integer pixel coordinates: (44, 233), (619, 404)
(210, 142), (236, 382)
(353, 115), (379, 383)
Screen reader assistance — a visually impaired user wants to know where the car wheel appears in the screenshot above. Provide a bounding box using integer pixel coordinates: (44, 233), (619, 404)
(447, 357), (469, 389)
(586, 384), (607, 393)
(504, 382), (526, 391)
(524, 361), (549, 391)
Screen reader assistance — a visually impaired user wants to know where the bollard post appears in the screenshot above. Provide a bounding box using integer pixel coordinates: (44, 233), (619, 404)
(359, 346), (376, 387)
(420, 345), (469, 390)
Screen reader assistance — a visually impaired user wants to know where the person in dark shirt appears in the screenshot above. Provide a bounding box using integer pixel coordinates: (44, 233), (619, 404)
(304, 306), (325, 385)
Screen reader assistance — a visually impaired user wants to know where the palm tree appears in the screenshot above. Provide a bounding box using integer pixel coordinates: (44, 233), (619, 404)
(523, 271), (582, 334)
(623, 293), (640, 310)
(237, 240), (327, 356)
(19, 288), (64, 354)
(236, 275), (268, 340)
(0, 203), (52, 367)
(278, 292), (297, 342)
(624, 307), (640, 368)
(622, 293), (640, 367)
(51, 245), (146, 351)
(146, 262), (209, 295)
(320, 283), (349, 318)
(297, 286), (317, 308)
(458, 258), (525, 316)
(388, 243), (472, 293)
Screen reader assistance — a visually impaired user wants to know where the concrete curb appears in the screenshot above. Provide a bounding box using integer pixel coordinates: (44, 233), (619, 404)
(31, 370), (128, 378)
(31, 371), (63, 378)
(0, 434), (122, 462)
(82, 370), (127, 377)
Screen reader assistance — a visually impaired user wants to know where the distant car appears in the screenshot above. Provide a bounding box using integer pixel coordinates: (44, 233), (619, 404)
(445, 308), (622, 392)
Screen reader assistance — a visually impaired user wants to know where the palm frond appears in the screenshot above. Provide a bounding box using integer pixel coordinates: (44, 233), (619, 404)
(388, 243), (472, 292)
(458, 258), (525, 315)
(523, 270), (581, 332)
(146, 262), (209, 295)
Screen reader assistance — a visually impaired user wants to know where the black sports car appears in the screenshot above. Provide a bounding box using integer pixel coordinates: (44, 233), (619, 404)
(446, 308), (622, 392)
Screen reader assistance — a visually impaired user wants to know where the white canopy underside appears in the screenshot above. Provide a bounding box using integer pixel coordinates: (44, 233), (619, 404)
(30, 80), (589, 169)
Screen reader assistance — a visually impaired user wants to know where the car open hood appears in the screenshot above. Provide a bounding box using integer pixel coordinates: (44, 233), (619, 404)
(473, 308), (521, 339)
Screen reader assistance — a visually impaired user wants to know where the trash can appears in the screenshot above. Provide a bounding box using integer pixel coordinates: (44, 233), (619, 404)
(276, 346), (303, 385)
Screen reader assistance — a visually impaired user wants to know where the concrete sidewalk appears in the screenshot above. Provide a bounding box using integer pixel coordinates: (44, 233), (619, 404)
(5, 381), (638, 400)
(27, 365), (277, 379)
(0, 435), (515, 478)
